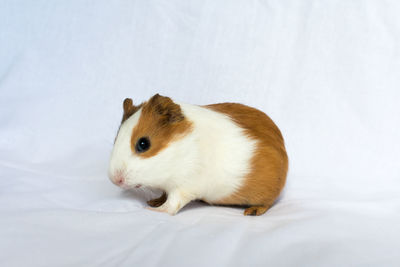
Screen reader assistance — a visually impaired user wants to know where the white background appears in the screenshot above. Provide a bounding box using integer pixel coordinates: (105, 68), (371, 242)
(1, 1), (399, 266)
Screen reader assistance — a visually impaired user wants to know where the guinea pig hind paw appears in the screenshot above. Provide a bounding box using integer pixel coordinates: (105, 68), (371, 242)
(244, 206), (269, 216)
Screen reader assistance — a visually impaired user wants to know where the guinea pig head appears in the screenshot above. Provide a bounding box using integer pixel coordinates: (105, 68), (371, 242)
(108, 94), (193, 190)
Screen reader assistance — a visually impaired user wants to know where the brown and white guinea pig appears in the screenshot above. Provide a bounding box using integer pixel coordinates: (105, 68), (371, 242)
(108, 94), (288, 216)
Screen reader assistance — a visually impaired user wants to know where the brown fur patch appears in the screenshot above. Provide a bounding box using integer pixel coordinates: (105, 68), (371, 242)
(205, 103), (288, 211)
(130, 94), (193, 158)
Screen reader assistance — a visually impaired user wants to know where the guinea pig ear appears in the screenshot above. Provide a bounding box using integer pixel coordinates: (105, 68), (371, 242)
(123, 98), (133, 113)
(121, 98), (139, 123)
(148, 94), (184, 123)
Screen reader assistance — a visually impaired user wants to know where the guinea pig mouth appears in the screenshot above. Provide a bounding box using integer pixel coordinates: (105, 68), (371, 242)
(135, 184), (142, 189)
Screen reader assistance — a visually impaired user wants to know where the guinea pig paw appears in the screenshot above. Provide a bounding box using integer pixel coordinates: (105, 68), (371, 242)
(146, 205), (179, 216)
(147, 192), (167, 207)
(146, 206), (166, 213)
(146, 205), (174, 215)
(244, 206), (269, 216)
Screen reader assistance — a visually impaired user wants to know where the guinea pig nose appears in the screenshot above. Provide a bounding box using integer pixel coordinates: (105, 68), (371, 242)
(111, 170), (126, 187)
(116, 177), (125, 185)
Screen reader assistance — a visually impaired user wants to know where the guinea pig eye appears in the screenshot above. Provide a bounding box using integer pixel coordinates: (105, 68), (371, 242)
(135, 137), (151, 153)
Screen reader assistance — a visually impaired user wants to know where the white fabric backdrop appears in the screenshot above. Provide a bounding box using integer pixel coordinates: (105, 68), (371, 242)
(1, 1), (399, 266)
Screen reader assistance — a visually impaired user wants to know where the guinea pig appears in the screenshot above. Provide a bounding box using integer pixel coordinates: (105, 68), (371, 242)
(108, 94), (288, 216)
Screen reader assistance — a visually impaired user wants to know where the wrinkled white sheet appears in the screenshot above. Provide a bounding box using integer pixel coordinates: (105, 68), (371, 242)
(1, 1), (400, 266)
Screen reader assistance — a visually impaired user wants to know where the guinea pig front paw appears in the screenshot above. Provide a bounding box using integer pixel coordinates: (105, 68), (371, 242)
(147, 192), (167, 207)
(146, 206), (168, 214)
(146, 189), (194, 215)
(146, 204), (178, 216)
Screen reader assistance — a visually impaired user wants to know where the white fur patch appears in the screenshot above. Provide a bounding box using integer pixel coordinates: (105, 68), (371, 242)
(177, 103), (257, 202)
